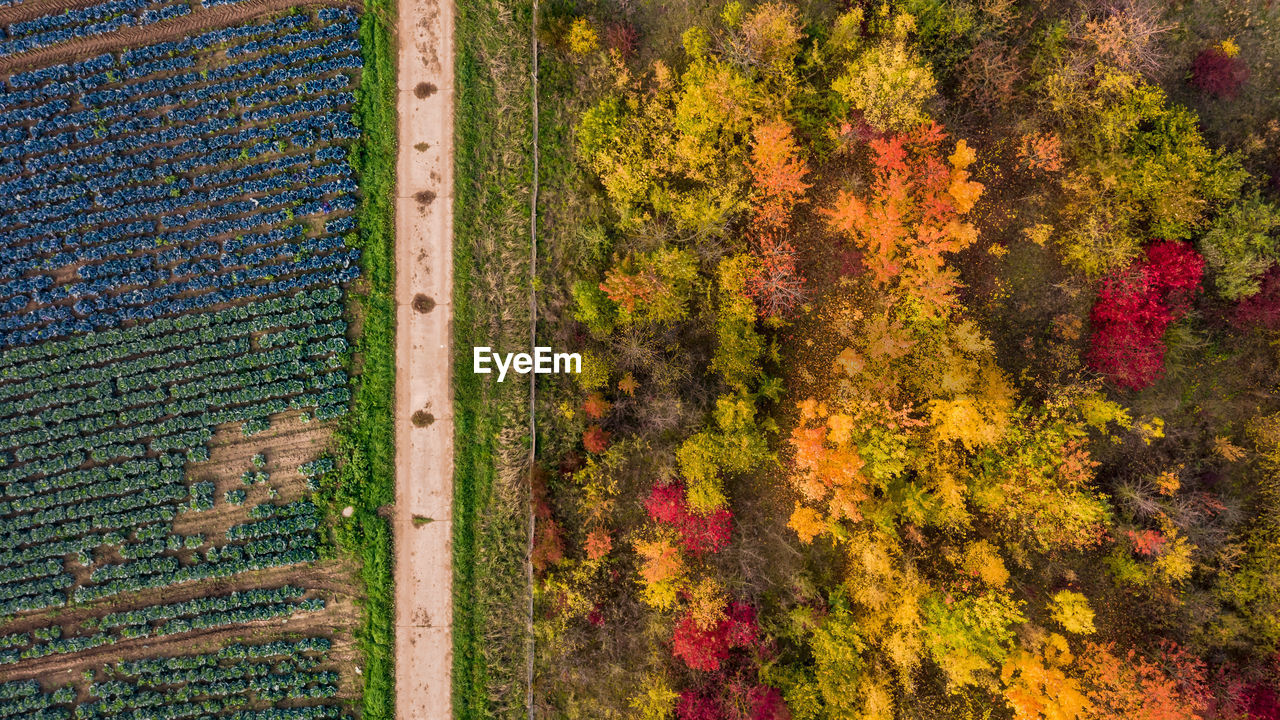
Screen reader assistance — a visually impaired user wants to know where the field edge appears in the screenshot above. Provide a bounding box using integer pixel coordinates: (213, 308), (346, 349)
(332, 0), (398, 715)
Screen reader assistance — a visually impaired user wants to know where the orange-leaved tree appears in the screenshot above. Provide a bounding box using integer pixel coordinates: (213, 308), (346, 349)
(634, 531), (687, 610)
(1077, 641), (1210, 720)
(750, 118), (810, 233)
(1001, 633), (1092, 720)
(599, 247), (698, 326)
(746, 119), (809, 318)
(787, 399), (871, 542)
(824, 123), (984, 315)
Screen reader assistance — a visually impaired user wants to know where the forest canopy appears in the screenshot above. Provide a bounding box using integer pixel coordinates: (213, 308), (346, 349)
(528, 0), (1280, 718)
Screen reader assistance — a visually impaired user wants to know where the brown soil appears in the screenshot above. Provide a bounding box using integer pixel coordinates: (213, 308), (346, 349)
(394, 0), (455, 713)
(175, 410), (331, 538)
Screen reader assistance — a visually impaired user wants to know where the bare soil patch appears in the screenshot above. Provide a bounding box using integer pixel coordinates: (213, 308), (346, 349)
(175, 410), (331, 538)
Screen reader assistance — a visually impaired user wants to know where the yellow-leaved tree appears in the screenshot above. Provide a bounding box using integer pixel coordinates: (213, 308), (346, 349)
(574, 3), (807, 233)
(1001, 633), (1092, 720)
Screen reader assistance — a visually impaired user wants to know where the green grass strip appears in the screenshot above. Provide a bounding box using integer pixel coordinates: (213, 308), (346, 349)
(454, 0), (536, 717)
(328, 0), (397, 717)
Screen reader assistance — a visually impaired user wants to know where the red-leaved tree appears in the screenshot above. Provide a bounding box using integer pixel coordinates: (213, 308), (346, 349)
(646, 483), (733, 556)
(583, 425), (611, 454)
(673, 614), (733, 672)
(1192, 46), (1250, 99)
(1127, 529), (1168, 557)
(531, 518), (565, 572)
(746, 237), (805, 318)
(743, 686), (790, 720)
(531, 473), (564, 573)
(1145, 241), (1206, 303)
(1240, 684), (1280, 720)
(672, 602), (759, 672)
(1087, 241), (1204, 390)
(677, 691), (726, 720)
(1231, 267), (1280, 330)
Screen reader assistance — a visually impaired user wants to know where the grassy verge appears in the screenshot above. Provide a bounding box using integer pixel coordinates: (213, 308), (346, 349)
(453, 0), (537, 717)
(325, 0), (396, 717)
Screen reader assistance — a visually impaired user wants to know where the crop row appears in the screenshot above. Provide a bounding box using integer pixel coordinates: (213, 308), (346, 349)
(0, 681), (73, 720)
(74, 547), (320, 603)
(0, 0), (189, 59)
(0, 285), (340, 375)
(98, 585), (316, 628)
(1, 634), (347, 719)
(0, 587), (326, 666)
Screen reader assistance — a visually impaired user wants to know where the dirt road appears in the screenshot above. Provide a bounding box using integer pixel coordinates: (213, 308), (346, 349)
(393, 0), (455, 715)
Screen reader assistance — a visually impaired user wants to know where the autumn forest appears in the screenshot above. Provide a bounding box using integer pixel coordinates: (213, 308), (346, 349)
(504, 0), (1280, 717)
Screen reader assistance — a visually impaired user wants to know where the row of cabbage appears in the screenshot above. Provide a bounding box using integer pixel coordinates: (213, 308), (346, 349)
(1, 635), (348, 720)
(0, 11), (362, 347)
(0, 586), (324, 666)
(0, 680), (73, 720)
(0, 8), (361, 625)
(0, 0), (191, 58)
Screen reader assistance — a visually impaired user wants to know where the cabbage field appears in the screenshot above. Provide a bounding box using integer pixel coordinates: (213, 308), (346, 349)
(0, 1), (378, 716)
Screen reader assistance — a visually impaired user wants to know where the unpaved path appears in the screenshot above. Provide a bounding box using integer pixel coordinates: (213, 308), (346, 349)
(393, 0), (454, 714)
